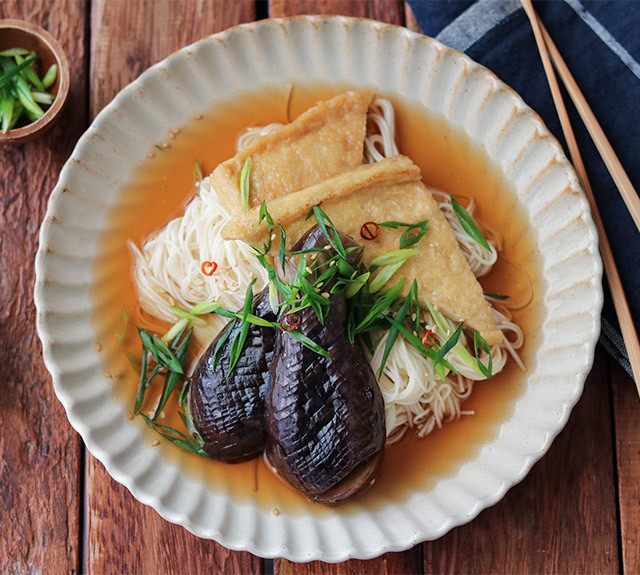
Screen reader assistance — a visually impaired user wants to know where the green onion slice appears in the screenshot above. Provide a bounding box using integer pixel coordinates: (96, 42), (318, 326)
(450, 194), (491, 250)
(240, 156), (252, 213)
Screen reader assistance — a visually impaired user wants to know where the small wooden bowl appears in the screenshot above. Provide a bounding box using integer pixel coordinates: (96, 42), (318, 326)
(0, 19), (70, 145)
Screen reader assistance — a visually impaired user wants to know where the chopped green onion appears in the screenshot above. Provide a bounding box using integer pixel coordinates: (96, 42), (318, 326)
(369, 260), (407, 294)
(379, 220), (429, 249)
(15, 54), (44, 92)
(115, 305), (128, 343)
(141, 415), (209, 457)
(161, 317), (190, 343)
(42, 64), (58, 89)
(352, 278), (406, 338)
(484, 292), (509, 300)
(368, 248), (419, 294)
(189, 301), (223, 315)
(432, 323), (464, 370)
(344, 271), (370, 299)
(259, 200), (274, 228)
(0, 92), (15, 133)
(379, 280), (417, 376)
(240, 156), (252, 213)
(133, 344), (149, 414)
(211, 321), (235, 372)
(0, 54), (39, 89)
(423, 297), (484, 377)
(473, 331), (493, 379)
(227, 279), (256, 375)
(138, 328), (184, 374)
(193, 160), (203, 185)
(278, 224), (287, 273)
(0, 48), (30, 57)
(310, 205), (347, 259)
(123, 350), (141, 373)
(450, 194), (491, 250)
(7, 101), (23, 130)
(369, 248), (421, 268)
(170, 306), (207, 326)
(285, 329), (330, 358)
(30, 91), (54, 105)
(154, 327), (193, 419)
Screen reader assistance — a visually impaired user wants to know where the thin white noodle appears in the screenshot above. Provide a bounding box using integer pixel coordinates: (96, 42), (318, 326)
(131, 97), (525, 444)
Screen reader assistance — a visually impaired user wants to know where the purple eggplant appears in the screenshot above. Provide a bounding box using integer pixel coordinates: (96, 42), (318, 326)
(266, 226), (386, 503)
(189, 288), (276, 463)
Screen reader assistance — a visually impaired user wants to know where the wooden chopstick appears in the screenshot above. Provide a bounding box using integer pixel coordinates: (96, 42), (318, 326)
(538, 20), (640, 235)
(521, 0), (640, 392)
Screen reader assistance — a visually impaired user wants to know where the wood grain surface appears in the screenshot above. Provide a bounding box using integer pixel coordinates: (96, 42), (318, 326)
(0, 1), (87, 573)
(613, 361), (640, 575)
(0, 0), (637, 573)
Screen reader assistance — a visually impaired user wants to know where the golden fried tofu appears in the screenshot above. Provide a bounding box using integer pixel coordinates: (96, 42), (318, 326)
(211, 90), (373, 215)
(222, 156), (502, 345)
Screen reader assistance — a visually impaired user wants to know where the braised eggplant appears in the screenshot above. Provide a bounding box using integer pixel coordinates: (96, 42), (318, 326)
(266, 226), (386, 504)
(189, 288), (276, 463)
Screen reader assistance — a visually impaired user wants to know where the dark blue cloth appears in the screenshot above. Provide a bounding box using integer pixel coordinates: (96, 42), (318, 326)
(408, 0), (640, 378)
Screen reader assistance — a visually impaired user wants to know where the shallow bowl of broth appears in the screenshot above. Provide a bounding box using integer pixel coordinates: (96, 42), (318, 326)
(34, 16), (602, 561)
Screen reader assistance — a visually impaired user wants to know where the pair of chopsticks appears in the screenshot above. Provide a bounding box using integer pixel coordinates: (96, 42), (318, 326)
(521, 0), (640, 394)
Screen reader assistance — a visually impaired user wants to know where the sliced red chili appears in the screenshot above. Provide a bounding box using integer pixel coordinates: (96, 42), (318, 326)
(422, 329), (439, 348)
(360, 221), (380, 240)
(280, 312), (302, 332)
(201, 260), (218, 276)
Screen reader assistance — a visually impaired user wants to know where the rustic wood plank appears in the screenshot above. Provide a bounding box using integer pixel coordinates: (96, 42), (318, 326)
(267, 1), (419, 572)
(85, 2), (261, 573)
(423, 348), (619, 574)
(269, 0), (404, 23)
(90, 0), (256, 118)
(403, 2), (421, 34)
(612, 361), (640, 575)
(0, 0), (88, 572)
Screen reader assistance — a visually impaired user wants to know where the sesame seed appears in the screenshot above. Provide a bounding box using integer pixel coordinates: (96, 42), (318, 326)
(316, 282), (323, 289)
(127, 411), (134, 420)
(271, 233), (276, 241)
(321, 292), (330, 298)
(305, 266), (312, 274)
(151, 439), (161, 447)
(161, 141), (170, 149)
(272, 508), (280, 516)
(310, 253), (318, 261)
(323, 244), (331, 250)
(95, 343), (102, 352)
(160, 410), (166, 419)
(195, 114), (203, 120)
(103, 372), (113, 378)
(329, 261), (336, 267)
(411, 313), (417, 321)
(146, 152), (155, 159)
(169, 132), (175, 139)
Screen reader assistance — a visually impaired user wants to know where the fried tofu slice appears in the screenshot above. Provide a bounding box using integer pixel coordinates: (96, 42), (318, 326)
(222, 155), (502, 346)
(210, 90), (373, 215)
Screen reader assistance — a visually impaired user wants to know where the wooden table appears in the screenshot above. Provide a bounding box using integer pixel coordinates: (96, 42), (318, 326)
(1, 1), (638, 573)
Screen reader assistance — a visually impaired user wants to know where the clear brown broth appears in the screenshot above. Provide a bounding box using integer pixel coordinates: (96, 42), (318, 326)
(92, 84), (543, 515)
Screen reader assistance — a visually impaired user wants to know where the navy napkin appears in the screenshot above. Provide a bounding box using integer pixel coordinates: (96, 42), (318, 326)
(408, 0), (640, 378)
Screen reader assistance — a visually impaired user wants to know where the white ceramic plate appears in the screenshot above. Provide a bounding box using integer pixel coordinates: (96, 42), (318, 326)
(35, 16), (602, 562)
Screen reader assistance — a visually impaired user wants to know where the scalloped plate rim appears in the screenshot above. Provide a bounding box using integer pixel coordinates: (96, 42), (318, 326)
(34, 15), (603, 562)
